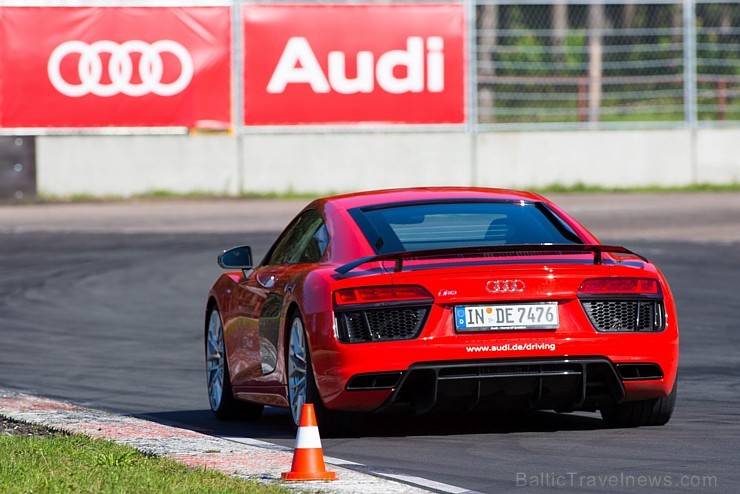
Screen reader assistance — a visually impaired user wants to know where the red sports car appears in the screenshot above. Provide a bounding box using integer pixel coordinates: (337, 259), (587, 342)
(205, 188), (678, 433)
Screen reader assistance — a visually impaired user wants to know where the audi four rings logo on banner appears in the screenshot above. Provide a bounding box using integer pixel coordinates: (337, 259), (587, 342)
(47, 40), (194, 97)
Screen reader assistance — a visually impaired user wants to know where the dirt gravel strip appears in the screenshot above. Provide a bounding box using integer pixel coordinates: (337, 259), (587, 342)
(0, 390), (430, 494)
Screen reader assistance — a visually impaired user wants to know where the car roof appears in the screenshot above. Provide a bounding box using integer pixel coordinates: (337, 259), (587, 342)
(317, 187), (547, 211)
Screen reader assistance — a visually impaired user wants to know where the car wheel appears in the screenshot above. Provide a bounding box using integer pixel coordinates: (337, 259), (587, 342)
(206, 307), (263, 420)
(287, 311), (360, 437)
(601, 381), (677, 428)
(287, 313), (311, 427)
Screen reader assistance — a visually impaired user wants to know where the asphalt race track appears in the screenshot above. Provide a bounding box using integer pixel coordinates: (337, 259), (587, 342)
(1, 194), (739, 493)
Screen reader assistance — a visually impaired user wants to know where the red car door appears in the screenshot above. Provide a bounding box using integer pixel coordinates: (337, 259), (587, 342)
(228, 209), (328, 388)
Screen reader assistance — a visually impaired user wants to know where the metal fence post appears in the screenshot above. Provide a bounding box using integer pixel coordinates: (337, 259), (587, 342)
(233, 0), (245, 195)
(683, 0), (698, 182)
(466, 0), (479, 186)
(683, 0), (698, 129)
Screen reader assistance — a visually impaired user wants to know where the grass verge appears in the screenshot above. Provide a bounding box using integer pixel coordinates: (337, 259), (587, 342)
(533, 182), (740, 194)
(5, 182), (740, 205)
(0, 432), (286, 494)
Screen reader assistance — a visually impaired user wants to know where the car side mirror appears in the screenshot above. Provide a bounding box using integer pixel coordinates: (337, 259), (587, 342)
(218, 246), (253, 270)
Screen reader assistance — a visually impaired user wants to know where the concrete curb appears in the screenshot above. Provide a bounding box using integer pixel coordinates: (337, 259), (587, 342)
(0, 390), (428, 493)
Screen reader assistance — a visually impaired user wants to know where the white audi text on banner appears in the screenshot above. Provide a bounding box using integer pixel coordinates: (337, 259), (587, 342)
(243, 4), (466, 126)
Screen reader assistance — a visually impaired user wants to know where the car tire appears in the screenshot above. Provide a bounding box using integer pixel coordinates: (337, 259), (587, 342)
(206, 307), (263, 421)
(287, 311), (360, 437)
(601, 381), (677, 428)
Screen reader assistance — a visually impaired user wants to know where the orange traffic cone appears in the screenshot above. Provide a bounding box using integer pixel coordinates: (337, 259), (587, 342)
(282, 403), (337, 481)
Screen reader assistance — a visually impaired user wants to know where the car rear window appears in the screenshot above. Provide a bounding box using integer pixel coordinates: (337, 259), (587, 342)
(349, 201), (583, 254)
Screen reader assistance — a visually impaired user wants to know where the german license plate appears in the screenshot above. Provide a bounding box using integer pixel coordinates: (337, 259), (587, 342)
(454, 303), (559, 331)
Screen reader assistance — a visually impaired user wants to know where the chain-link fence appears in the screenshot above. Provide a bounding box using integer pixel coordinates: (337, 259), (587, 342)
(697, 1), (739, 124)
(474, 0), (739, 129)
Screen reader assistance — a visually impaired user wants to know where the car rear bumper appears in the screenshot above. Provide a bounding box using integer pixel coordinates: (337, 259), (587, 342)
(328, 357), (676, 414)
(377, 357), (626, 414)
(314, 340), (677, 413)
(308, 310), (678, 412)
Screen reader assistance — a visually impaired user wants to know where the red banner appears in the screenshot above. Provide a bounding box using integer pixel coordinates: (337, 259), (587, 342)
(242, 4), (466, 126)
(0, 7), (231, 129)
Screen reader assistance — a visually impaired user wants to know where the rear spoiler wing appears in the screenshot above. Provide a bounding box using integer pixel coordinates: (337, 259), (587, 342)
(335, 244), (648, 276)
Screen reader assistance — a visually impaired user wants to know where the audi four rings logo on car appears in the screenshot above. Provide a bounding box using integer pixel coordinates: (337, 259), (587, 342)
(47, 40), (194, 97)
(486, 280), (526, 293)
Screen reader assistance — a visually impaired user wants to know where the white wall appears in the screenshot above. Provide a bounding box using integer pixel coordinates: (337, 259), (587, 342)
(241, 132), (472, 193)
(696, 129), (740, 184)
(475, 129), (696, 188)
(35, 128), (740, 197)
(37, 135), (239, 197)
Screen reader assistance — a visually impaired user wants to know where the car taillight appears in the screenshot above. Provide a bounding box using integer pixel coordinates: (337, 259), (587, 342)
(578, 278), (665, 332)
(578, 278), (661, 297)
(334, 285), (433, 306)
